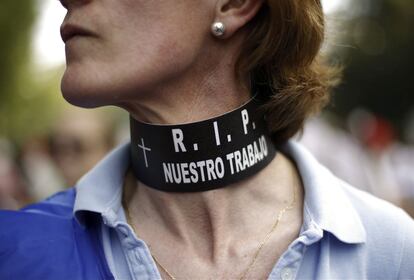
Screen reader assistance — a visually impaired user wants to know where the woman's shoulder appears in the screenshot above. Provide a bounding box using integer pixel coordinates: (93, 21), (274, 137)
(339, 179), (413, 231)
(287, 140), (414, 276)
(0, 188), (76, 221)
(0, 188), (77, 244)
(0, 188), (113, 280)
(338, 179), (414, 277)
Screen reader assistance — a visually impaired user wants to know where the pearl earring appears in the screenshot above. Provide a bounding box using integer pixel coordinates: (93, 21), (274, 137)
(211, 22), (226, 37)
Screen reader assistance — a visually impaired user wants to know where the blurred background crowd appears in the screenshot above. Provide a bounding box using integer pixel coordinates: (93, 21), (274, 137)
(0, 0), (413, 216)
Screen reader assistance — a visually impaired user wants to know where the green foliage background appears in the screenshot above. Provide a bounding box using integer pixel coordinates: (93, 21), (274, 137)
(329, 0), (414, 141)
(0, 0), (63, 145)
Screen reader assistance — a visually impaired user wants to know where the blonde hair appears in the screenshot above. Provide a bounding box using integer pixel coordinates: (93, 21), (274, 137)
(237, 0), (340, 143)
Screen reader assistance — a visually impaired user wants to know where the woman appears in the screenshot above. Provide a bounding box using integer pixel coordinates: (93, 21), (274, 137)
(1, 0), (413, 279)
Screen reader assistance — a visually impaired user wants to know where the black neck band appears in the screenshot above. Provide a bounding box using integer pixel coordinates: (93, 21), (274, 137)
(130, 96), (277, 192)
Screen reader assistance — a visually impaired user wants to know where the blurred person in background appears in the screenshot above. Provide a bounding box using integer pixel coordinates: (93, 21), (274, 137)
(49, 107), (115, 186)
(347, 110), (402, 205)
(301, 110), (404, 207)
(398, 112), (414, 217)
(0, 139), (30, 210)
(392, 144), (414, 218)
(0, 109), (116, 208)
(20, 136), (64, 202)
(1, 1), (414, 280)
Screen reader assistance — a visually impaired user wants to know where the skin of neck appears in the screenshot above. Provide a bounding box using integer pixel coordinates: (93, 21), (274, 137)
(121, 35), (304, 263)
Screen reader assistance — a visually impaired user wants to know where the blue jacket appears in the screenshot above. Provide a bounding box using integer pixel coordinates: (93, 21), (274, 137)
(0, 188), (114, 280)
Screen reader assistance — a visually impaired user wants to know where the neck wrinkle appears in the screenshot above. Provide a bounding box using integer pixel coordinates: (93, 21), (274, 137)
(134, 180), (236, 259)
(120, 54), (251, 126)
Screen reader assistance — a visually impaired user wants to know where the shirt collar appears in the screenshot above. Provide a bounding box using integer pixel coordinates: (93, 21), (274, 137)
(73, 140), (366, 243)
(73, 143), (130, 225)
(281, 141), (366, 244)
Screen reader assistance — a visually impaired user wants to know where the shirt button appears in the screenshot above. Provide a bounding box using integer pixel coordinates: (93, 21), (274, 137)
(102, 216), (110, 226)
(117, 225), (129, 236)
(102, 209), (117, 226)
(280, 267), (294, 280)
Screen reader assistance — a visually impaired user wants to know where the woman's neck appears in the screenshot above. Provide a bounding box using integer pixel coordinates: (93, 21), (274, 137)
(120, 43), (251, 126)
(124, 150), (303, 261)
(121, 51), (303, 263)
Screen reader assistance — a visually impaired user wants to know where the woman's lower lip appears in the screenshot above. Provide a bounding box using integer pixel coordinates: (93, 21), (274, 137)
(65, 34), (90, 43)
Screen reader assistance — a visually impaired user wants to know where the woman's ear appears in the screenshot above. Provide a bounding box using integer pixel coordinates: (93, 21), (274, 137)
(212, 0), (264, 38)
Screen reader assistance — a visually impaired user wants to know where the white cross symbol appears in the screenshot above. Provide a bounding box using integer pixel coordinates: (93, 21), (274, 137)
(137, 138), (152, 168)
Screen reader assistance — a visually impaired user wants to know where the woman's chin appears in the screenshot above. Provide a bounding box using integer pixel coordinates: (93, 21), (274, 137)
(61, 75), (109, 109)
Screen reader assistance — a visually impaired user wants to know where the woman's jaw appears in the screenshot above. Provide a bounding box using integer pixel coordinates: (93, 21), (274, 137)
(59, 0), (259, 124)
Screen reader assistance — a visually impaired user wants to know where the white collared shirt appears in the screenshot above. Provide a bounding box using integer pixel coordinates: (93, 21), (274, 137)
(74, 141), (414, 280)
